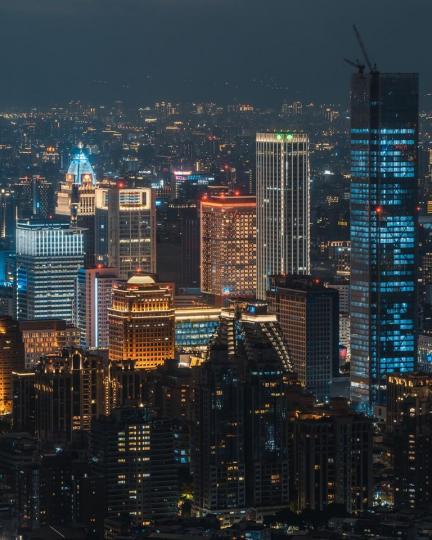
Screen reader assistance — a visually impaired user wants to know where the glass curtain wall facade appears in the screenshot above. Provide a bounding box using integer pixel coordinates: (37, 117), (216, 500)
(256, 133), (310, 299)
(350, 72), (419, 410)
(16, 220), (84, 322)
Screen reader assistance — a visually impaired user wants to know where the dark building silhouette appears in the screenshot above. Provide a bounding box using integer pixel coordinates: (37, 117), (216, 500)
(267, 275), (339, 402)
(292, 400), (373, 514)
(0, 316), (25, 414)
(90, 407), (178, 532)
(192, 301), (293, 522)
(35, 349), (106, 443)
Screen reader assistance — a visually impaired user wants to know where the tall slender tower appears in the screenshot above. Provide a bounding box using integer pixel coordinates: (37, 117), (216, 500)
(350, 70), (419, 411)
(56, 144), (97, 267)
(256, 133), (310, 299)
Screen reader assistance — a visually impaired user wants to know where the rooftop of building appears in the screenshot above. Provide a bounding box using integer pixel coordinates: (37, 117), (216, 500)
(201, 190), (256, 206)
(127, 274), (156, 286)
(19, 319), (75, 331)
(269, 274), (339, 293)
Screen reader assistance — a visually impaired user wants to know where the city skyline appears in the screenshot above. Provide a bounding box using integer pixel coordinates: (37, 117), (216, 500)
(0, 0), (431, 106)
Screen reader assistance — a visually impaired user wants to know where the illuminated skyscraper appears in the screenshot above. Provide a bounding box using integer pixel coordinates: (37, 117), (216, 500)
(75, 266), (119, 349)
(109, 275), (175, 369)
(95, 183), (156, 280)
(350, 71), (419, 410)
(0, 316), (24, 414)
(256, 133), (310, 299)
(16, 219), (84, 322)
(56, 145), (97, 266)
(200, 192), (256, 301)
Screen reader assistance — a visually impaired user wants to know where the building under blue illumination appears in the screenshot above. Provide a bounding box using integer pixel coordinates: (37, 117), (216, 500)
(16, 219), (85, 322)
(350, 71), (419, 411)
(175, 306), (220, 353)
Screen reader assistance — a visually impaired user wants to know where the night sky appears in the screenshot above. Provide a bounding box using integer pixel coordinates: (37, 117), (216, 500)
(0, 0), (430, 106)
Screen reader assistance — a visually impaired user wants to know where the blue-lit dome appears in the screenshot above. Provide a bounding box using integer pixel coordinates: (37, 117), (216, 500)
(66, 144), (96, 186)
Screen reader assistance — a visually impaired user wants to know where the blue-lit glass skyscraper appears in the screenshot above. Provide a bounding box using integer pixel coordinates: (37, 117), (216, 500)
(16, 219), (85, 322)
(350, 71), (419, 411)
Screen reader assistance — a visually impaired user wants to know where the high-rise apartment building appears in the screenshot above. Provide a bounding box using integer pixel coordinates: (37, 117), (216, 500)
(386, 373), (432, 510)
(34, 348), (106, 443)
(350, 71), (419, 410)
(56, 145), (97, 266)
(200, 192), (256, 300)
(90, 407), (178, 526)
(0, 316), (24, 413)
(292, 401), (373, 514)
(267, 275), (339, 402)
(16, 175), (54, 219)
(19, 319), (80, 368)
(256, 133), (310, 299)
(109, 275), (175, 369)
(95, 183), (156, 280)
(75, 266), (119, 349)
(16, 219), (84, 322)
(192, 301), (293, 522)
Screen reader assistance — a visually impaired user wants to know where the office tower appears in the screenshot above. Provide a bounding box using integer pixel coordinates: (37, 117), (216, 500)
(159, 202), (200, 287)
(35, 348), (105, 443)
(19, 320), (80, 368)
(175, 305), (221, 353)
(109, 275), (175, 369)
(16, 219), (85, 323)
(56, 144), (97, 267)
(200, 192), (256, 301)
(267, 275), (339, 402)
(95, 183), (156, 280)
(192, 301), (292, 522)
(292, 400), (373, 514)
(0, 316), (25, 413)
(12, 371), (35, 433)
(16, 175), (54, 218)
(256, 132), (310, 299)
(90, 407), (178, 527)
(350, 71), (419, 411)
(75, 266), (118, 349)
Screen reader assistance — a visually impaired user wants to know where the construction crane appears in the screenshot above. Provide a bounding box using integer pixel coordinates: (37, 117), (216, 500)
(345, 24), (377, 74)
(344, 58), (365, 74)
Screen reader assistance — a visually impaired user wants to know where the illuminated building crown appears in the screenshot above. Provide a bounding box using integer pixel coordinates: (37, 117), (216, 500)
(66, 144), (96, 186)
